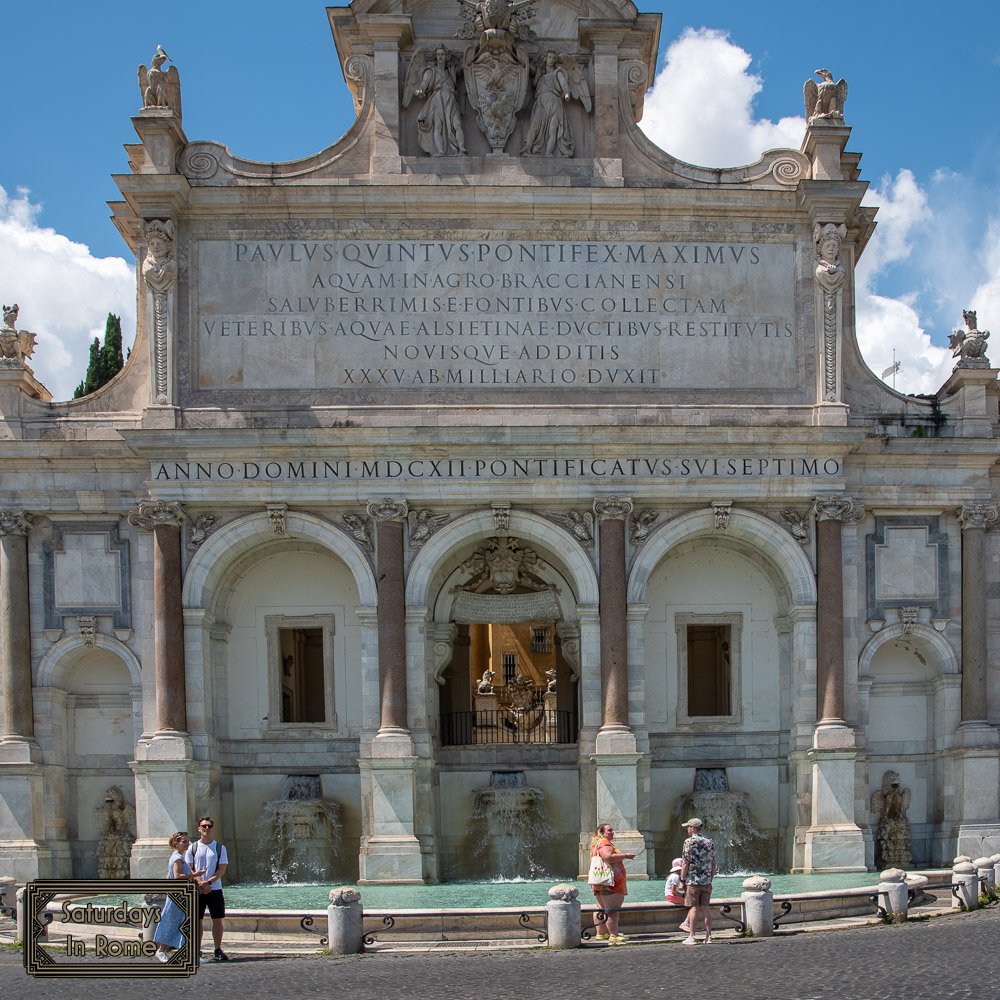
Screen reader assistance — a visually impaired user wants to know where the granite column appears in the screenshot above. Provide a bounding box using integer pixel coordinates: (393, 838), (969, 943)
(0, 511), (34, 741)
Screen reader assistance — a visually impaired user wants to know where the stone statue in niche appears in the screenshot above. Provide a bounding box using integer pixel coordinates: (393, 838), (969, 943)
(0, 303), (38, 368)
(803, 68), (847, 124)
(457, 0), (535, 152)
(138, 45), (182, 119)
(949, 309), (991, 367)
(403, 45), (467, 156)
(522, 51), (591, 157)
(96, 786), (136, 879)
(870, 769), (912, 869)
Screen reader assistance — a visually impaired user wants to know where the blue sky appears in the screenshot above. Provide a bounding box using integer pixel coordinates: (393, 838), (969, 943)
(2, 1), (999, 399)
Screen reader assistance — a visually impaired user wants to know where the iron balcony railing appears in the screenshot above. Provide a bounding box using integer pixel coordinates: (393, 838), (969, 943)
(440, 709), (578, 746)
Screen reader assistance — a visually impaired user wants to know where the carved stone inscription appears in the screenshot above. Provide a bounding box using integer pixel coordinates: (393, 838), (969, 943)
(195, 240), (797, 392)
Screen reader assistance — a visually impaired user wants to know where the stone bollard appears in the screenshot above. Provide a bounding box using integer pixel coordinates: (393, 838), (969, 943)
(973, 857), (996, 901)
(142, 893), (166, 944)
(16, 886), (47, 945)
(741, 876), (773, 937)
(952, 861), (979, 911)
(991, 854), (1000, 892)
(546, 884), (581, 949)
(878, 868), (908, 922)
(326, 888), (363, 955)
(0, 877), (15, 917)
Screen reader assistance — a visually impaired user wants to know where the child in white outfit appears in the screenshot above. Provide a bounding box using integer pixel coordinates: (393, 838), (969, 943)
(665, 857), (690, 932)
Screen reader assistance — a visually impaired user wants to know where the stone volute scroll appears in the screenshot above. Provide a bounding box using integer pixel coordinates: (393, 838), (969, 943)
(138, 46), (182, 121)
(141, 219), (177, 406)
(458, 0), (535, 152)
(522, 51), (591, 157)
(803, 69), (847, 124)
(949, 309), (991, 369)
(814, 222), (848, 403)
(402, 46), (467, 156)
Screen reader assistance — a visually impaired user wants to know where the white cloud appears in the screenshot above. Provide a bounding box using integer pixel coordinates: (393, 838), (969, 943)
(0, 185), (135, 402)
(638, 28), (804, 166)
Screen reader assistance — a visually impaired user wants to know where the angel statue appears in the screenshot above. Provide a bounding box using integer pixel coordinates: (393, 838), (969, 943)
(522, 50), (591, 157)
(403, 46), (466, 156)
(803, 68), (847, 124)
(138, 45), (182, 120)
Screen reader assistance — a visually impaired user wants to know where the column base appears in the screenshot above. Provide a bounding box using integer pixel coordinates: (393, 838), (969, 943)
(798, 825), (868, 873)
(357, 836), (425, 884)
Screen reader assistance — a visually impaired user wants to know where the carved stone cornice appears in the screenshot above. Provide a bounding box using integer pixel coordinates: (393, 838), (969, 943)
(957, 502), (999, 531)
(813, 495), (864, 524)
(127, 500), (185, 530)
(366, 498), (408, 524)
(0, 510), (33, 537)
(593, 496), (634, 522)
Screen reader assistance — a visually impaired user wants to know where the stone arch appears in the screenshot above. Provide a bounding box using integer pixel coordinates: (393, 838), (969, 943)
(183, 510), (378, 609)
(858, 624), (960, 678)
(37, 633), (143, 690)
(628, 507), (816, 607)
(406, 508), (599, 609)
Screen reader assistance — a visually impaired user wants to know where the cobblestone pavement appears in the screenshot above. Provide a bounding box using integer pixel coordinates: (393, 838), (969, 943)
(2, 908), (995, 1000)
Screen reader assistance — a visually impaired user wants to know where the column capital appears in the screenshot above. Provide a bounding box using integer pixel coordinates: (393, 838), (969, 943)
(128, 499), (185, 530)
(813, 495), (864, 523)
(957, 502), (998, 530)
(367, 498), (408, 523)
(0, 511), (32, 537)
(594, 496), (634, 522)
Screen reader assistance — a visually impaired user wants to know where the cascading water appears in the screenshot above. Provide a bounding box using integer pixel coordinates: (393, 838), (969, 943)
(250, 775), (343, 883)
(457, 771), (557, 880)
(672, 768), (774, 873)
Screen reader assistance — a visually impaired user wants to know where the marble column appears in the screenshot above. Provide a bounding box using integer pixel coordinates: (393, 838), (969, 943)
(590, 497), (645, 876)
(127, 500), (194, 877)
(952, 502), (1000, 857)
(801, 496), (865, 872)
(0, 511), (34, 741)
(359, 499), (422, 883)
(368, 499), (409, 735)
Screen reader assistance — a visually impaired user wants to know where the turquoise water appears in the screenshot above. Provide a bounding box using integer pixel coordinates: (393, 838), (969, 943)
(220, 872), (878, 911)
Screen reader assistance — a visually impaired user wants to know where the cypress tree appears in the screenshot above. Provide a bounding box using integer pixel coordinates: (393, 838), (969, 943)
(72, 313), (125, 398)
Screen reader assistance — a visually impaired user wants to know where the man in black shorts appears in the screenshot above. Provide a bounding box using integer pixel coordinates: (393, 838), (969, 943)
(187, 815), (229, 961)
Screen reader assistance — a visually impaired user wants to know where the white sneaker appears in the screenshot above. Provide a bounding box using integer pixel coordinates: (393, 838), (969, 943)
(679, 921), (690, 932)
(703, 936), (712, 945)
(155, 950), (169, 963)
(682, 936), (697, 946)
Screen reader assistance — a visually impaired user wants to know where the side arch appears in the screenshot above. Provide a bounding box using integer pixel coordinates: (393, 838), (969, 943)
(628, 507), (817, 606)
(36, 633), (143, 689)
(182, 510), (378, 608)
(858, 623), (960, 678)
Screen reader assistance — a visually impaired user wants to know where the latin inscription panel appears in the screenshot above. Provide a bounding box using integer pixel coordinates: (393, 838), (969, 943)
(194, 240), (799, 393)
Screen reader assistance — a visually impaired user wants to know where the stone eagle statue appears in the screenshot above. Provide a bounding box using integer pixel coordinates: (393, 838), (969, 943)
(803, 68), (847, 123)
(0, 304), (38, 366)
(138, 45), (182, 120)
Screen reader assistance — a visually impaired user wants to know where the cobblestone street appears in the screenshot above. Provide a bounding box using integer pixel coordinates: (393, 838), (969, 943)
(2, 908), (995, 1000)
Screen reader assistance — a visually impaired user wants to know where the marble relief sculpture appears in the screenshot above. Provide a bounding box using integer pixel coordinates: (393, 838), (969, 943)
(870, 770), (912, 870)
(138, 45), (181, 119)
(142, 219), (176, 405)
(522, 51), (591, 157)
(0, 303), (38, 368)
(403, 46), (467, 156)
(95, 786), (136, 879)
(458, 0), (535, 151)
(803, 68), (848, 123)
(814, 222), (847, 402)
(949, 309), (991, 367)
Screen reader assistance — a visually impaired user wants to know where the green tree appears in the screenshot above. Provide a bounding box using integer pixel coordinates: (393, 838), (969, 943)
(73, 313), (125, 398)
